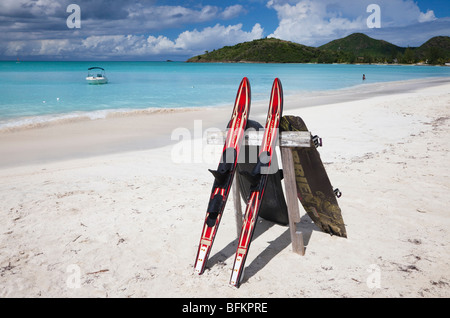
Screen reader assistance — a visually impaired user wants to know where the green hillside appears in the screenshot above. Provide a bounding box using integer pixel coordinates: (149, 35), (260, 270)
(318, 33), (405, 63)
(414, 36), (450, 64)
(187, 33), (450, 65)
(187, 38), (320, 63)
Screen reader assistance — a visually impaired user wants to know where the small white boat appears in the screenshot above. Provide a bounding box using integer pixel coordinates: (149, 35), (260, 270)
(86, 67), (108, 84)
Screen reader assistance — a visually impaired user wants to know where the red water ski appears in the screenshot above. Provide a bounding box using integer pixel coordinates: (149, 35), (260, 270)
(230, 78), (283, 287)
(194, 77), (251, 275)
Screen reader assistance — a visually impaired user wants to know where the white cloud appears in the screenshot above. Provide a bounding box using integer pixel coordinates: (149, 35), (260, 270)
(4, 41), (27, 56)
(175, 23), (264, 52)
(38, 39), (71, 55)
(419, 10), (437, 23)
(80, 34), (177, 56)
(220, 5), (246, 20)
(266, 0), (443, 46)
(267, 0), (365, 45)
(0, 0), (62, 16)
(5, 38), (76, 57)
(128, 5), (220, 29)
(118, 23), (263, 57)
(365, 17), (450, 47)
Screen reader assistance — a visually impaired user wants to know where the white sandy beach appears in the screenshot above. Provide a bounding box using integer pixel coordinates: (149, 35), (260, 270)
(0, 77), (449, 298)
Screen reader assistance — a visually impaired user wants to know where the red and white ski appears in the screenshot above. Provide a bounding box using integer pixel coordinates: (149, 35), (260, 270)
(230, 78), (283, 287)
(194, 77), (251, 275)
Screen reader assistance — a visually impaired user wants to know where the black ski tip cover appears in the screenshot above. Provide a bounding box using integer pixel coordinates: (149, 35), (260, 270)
(208, 169), (230, 187)
(206, 213), (218, 227)
(206, 194), (224, 227)
(207, 194), (224, 214)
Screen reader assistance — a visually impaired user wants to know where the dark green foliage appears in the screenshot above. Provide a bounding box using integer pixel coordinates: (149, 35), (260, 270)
(414, 36), (450, 65)
(319, 33), (405, 63)
(187, 34), (450, 65)
(188, 38), (320, 63)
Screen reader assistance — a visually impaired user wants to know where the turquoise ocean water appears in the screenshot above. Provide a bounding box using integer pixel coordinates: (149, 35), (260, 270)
(0, 61), (449, 129)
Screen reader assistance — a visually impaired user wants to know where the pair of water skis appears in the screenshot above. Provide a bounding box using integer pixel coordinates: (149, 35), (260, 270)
(194, 77), (346, 288)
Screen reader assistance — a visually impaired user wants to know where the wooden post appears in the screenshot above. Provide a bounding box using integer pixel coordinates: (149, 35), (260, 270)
(233, 173), (243, 238)
(280, 147), (305, 255)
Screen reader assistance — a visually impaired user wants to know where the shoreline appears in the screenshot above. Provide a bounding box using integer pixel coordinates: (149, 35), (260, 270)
(187, 60), (450, 67)
(0, 76), (448, 168)
(0, 76), (449, 297)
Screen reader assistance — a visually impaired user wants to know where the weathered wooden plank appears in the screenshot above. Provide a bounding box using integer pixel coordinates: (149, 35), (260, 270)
(206, 130), (311, 147)
(280, 131), (312, 148)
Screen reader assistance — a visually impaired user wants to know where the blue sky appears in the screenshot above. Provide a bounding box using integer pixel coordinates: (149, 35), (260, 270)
(1, 0), (449, 61)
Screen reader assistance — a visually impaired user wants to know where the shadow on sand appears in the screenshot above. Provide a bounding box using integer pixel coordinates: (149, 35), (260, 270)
(207, 213), (321, 284)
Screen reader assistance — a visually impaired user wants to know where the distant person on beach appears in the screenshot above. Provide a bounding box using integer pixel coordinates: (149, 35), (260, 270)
(363, 74), (366, 81)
